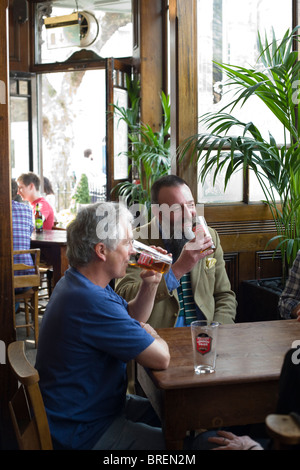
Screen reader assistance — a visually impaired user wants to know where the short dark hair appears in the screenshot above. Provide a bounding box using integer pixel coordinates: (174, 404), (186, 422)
(151, 175), (188, 204)
(11, 179), (18, 199)
(18, 172), (40, 190)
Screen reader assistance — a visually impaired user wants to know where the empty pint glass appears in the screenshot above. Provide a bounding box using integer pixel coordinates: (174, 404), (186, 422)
(128, 240), (172, 274)
(191, 320), (219, 374)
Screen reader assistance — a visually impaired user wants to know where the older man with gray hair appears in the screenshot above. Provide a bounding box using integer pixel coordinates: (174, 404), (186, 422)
(36, 202), (170, 450)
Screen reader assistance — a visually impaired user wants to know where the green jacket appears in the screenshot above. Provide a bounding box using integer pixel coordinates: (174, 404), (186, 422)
(115, 217), (237, 328)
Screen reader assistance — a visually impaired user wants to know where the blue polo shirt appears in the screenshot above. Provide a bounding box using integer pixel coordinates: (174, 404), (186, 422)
(35, 268), (154, 450)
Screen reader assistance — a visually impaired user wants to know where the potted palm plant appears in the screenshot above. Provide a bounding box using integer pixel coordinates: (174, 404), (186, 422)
(179, 27), (300, 288)
(111, 76), (171, 219)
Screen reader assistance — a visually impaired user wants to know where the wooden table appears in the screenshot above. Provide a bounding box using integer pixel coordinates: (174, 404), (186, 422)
(137, 319), (300, 450)
(31, 230), (68, 286)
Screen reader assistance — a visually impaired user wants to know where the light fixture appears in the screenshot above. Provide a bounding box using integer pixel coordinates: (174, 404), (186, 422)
(44, 11), (99, 49)
(44, 11), (80, 29)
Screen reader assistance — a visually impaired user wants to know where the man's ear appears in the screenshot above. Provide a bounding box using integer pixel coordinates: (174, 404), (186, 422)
(94, 242), (107, 261)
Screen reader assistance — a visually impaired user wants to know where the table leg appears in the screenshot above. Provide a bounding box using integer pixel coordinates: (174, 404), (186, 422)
(137, 367), (187, 450)
(51, 246), (68, 286)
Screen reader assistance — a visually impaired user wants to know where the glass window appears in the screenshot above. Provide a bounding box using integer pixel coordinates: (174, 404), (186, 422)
(35, 1), (132, 64)
(197, 0), (293, 203)
(39, 70), (107, 224)
(19, 81), (29, 95)
(10, 75), (36, 179)
(10, 96), (30, 178)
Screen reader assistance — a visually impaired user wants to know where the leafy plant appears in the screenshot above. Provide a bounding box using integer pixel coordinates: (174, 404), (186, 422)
(178, 27), (300, 282)
(111, 76), (171, 217)
(73, 173), (91, 205)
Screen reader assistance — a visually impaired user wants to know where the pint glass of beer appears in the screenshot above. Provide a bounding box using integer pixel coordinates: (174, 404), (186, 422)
(128, 240), (172, 274)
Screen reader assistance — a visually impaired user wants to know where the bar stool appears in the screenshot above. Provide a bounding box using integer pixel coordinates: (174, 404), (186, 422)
(266, 413), (300, 449)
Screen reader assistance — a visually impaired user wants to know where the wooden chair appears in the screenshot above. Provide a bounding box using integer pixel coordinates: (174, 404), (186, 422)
(266, 413), (300, 449)
(7, 341), (53, 450)
(39, 264), (53, 299)
(13, 249), (41, 347)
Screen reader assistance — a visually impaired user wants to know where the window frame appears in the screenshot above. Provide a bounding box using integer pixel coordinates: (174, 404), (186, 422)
(196, 0), (299, 205)
(9, 71), (38, 176)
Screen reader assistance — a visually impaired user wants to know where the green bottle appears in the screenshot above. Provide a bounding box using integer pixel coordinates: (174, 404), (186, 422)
(35, 203), (43, 232)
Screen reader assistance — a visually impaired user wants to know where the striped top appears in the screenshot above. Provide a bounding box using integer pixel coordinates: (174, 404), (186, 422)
(177, 272), (197, 326)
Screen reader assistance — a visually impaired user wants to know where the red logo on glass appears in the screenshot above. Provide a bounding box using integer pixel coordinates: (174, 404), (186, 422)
(196, 334), (212, 355)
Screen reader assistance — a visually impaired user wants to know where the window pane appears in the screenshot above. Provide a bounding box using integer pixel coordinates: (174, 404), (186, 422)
(249, 172), (280, 202)
(198, 160), (243, 203)
(197, 0), (292, 203)
(40, 70), (107, 224)
(19, 81), (29, 95)
(10, 97), (30, 178)
(35, 1), (132, 64)
(113, 87), (128, 180)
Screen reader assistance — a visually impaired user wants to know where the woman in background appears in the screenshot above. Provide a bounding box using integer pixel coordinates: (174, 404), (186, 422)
(44, 177), (57, 222)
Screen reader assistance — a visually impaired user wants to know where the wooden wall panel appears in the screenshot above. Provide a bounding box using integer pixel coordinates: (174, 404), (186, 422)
(138, 0), (163, 132)
(204, 203), (282, 316)
(223, 252), (239, 293)
(169, 0), (198, 196)
(8, 0), (30, 72)
(255, 250), (282, 280)
(0, 0), (17, 450)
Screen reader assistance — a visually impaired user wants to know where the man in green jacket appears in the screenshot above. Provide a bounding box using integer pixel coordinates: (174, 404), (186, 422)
(115, 175), (237, 329)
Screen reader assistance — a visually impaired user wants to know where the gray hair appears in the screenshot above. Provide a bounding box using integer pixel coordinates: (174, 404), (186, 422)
(67, 202), (133, 268)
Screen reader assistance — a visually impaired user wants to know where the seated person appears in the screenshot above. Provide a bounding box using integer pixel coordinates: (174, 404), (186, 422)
(43, 176), (57, 220)
(278, 250), (300, 320)
(12, 179), (35, 308)
(17, 172), (54, 230)
(35, 202), (171, 450)
(206, 343), (300, 450)
(11, 178), (22, 202)
(12, 179), (34, 273)
(115, 175), (237, 329)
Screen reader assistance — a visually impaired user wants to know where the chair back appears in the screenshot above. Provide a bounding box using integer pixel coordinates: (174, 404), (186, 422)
(13, 249), (40, 289)
(7, 341), (53, 450)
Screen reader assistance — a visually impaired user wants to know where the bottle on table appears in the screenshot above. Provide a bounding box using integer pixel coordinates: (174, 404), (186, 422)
(35, 203), (43, 233)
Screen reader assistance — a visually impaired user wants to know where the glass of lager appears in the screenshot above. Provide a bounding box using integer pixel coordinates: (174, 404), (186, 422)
(128, 240), (172, 274)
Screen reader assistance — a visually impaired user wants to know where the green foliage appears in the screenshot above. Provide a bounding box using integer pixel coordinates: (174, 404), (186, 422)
(178, 27), (300, 281)
(111, 76), (171, 217)
(73, 173), (91, 205)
